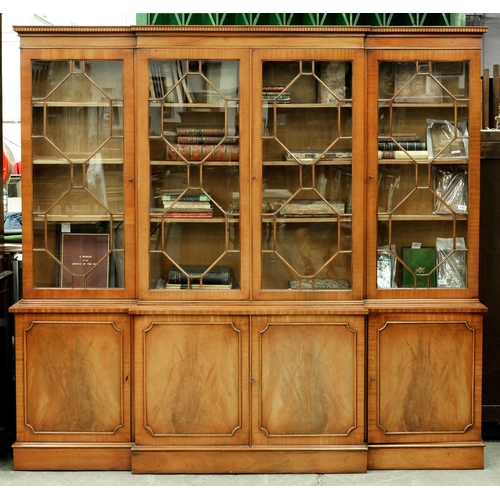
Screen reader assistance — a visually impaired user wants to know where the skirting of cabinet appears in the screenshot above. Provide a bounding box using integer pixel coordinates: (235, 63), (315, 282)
(12, 442), (133, 471)
(367, 442), (485, 470)
(130, 446), (368, 474)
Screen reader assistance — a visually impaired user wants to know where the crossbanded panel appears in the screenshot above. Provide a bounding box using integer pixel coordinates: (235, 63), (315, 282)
(143, 321), (242, 436)
(377, 321), (474, 435)
(259, 322), (357, 438)
(24, 321), (124, 435)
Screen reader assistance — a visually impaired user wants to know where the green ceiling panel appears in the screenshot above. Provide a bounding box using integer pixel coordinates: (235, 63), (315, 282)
(136, 13), (466, 26)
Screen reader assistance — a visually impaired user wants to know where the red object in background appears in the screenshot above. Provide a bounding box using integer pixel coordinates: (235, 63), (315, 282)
(13, 161), (21, 175)
(2, 150), (8, 183)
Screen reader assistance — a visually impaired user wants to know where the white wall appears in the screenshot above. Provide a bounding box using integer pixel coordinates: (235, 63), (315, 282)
(481, 14), (500, 74)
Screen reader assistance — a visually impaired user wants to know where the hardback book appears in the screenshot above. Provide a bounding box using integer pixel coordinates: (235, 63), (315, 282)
(162, 200), (212, 212)
(402, 247), (437, 288)
(378, 141), (427, 151)
(176, 127), (227, 137)
(262, 91), (291, 103)
(289, 278), (350, 290)
(285, 150), (352, 162)
(166, 144), (239, 162)
(378, 150), (428, 160)
(163, 212), (213, 218)
(165, 282), (232, 290)
(280, 199), (345, 216)
(161, 193), (211, 202)
(177, 136), (239, 145)
(167, 265), (232, 285)
(60, 233), (110, 288)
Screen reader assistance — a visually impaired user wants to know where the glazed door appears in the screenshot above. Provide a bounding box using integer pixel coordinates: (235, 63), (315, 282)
(22, 49), (135, 298)
(367, 50), (482, 298)
(251, 48), (366, 301)
(136, 49), (250, 301)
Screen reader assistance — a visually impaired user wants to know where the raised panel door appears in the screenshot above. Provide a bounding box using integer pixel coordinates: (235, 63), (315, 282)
(15, 313), (131, 443)
(134, 315), (250, 446)
(367, 313), (483, 444)
(251, 315), (365, 446)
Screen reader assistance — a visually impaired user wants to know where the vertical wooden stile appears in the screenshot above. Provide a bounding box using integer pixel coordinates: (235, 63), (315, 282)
(493, 64), (500, 128)
(482, 68), (489, 129)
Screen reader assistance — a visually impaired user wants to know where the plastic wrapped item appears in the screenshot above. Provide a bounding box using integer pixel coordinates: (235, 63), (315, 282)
(377, 244), (398, 288)
(436, 237), (467, 288)
(433, 166), (468, 214)
(427, 119), (468, 159)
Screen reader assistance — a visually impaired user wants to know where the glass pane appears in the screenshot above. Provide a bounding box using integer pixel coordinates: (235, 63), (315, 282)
(31, 60), (125, 289)
(149, 59), (240, 291)
(261, 59), (353, 291)
(376, 60), (469, 289)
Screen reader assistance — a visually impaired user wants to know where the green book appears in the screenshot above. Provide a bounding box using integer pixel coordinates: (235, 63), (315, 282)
(402, 247), (436, 288)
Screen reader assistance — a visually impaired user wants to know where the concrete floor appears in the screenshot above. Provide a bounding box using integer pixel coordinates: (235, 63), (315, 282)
(0, 442), (499, 487)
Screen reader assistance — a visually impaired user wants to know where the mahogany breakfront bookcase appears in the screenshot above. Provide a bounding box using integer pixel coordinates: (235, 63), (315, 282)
(10, 25), (487, 473)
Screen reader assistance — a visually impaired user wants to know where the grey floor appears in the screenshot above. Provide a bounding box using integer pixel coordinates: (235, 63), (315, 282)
(0, 442), (499, 487)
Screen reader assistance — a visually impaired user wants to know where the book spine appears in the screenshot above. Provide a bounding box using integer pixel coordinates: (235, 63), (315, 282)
(176, 127), (226, 137)
(262, 86), (286, 92)
(378, 150), (429, 159)
(168, 270), (231, 285)
(163, 212), (213, 218)
(162, 194), (210, 202)
(177, 136), (239, 145)
(166, 144), (239, 162)
(378, 141), (427, 151)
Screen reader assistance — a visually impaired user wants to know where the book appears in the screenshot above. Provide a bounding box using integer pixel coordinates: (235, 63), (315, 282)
(285, 150), (352, 162)
(262, 85), (286, 92)
(262, 91), (291, 103)
(177, 136), (239, 145)
(378, 141), (427, 151)
(378, 150), (428, 160)
(161, 193), (211, 202)
(289, 278), (350, 290)
(166, 144), (239, 162)
(177, 127), (227, 137)
(280, 199), (345, 215)
(60, 233), (109, 288)
(402, 247), (437, 288)
(167, 265), (232, 285)
(162, 201), (212, 212)
(165, 282), (232, 290)
(163, 212), (213, 218)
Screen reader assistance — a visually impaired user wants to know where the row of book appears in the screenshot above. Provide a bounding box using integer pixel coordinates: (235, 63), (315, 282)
(160, 192), (213, 218)
(166, 126), (240, 162)
(262, 86), (291, 103)
(377, 238), (467, 289)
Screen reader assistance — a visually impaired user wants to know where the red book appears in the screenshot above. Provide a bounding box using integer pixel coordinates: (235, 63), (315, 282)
(60, 233), (109, 288)
(166, 144), (239, 162)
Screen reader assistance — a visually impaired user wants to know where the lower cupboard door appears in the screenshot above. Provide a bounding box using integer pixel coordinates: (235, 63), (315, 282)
(134, 315), (250, 446)
(367, 314), (483, 444)
(251, 315), (366, 446)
